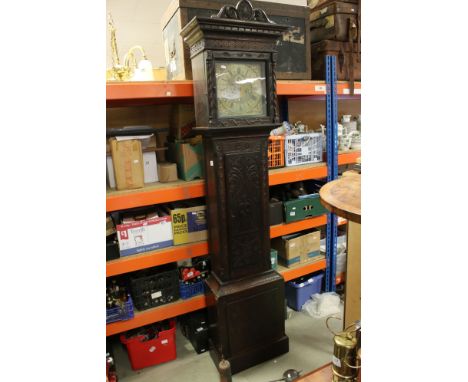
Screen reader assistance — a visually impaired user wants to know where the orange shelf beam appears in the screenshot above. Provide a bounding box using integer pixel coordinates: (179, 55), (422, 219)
(279, 258), (327, 282)
(269, 163), (327, 186)
(270, 215), (327, 238)
(106, 81), (194, 100)
(338, 150), (361, 165)
(106, 295), (207, 337)
(106, 180), (205, 212)
(106, 80), (361, 101)
(106, 241), (209, 277)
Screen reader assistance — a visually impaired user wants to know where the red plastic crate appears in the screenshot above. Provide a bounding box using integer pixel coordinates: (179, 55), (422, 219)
(120, 319), (177, 370)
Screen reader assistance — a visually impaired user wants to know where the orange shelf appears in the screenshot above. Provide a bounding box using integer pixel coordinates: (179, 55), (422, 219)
(269, 162), (327, 186)
(106, 80), (194, 100)
(106, 179), (205, 212)
(106, 295), (207, 337)
(106, 152), (360, 212)
(278, 257), (327, 282)
(106, 241), (209, 277)
(270, 215), (327, 238)
(106, 80), (361, 101)
(338, 150), (361, 165)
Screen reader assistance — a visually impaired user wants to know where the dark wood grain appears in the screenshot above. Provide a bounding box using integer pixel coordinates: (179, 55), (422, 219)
(180, 2), (289, 374)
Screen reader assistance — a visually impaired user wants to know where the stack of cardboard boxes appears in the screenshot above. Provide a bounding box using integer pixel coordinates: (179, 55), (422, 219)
(271, 230), (322, 268)
(110, 200), (208, 260)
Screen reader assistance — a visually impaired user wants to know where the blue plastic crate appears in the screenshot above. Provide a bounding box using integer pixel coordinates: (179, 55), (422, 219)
(285, 272), (324, 311)
(179, 280), (205, 300)
(106, 295), (134, 324)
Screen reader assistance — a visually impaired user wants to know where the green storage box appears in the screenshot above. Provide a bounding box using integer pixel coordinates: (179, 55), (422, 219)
(283, 194), (328, 223)
(169, 140), (204, 181)
(270, 248), (278, 270)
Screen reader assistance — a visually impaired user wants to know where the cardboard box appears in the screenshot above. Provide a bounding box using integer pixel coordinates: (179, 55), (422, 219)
(169, 139), (203, 181)
(272, 230), (321, 268)
(271, 234), (303, 267)
(116, 216), (173, 257)
(156, 129), (169, 162)
(143, 152), (158, 183)
(106, 155), (116, 188)
(107, 152), (158, 188)
(170, 104), (195, 140)
(170, 205), (207, 245)
(301, 231), (321, 262)
(158, 162), (178, 183)
(110, 138), (144, 190)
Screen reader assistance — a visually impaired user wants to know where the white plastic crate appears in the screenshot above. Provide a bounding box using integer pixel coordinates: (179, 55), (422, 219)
(285, 133), (322, 167)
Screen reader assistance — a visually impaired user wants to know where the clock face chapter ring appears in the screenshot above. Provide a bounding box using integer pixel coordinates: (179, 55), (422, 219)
(215, 60), (268, 119)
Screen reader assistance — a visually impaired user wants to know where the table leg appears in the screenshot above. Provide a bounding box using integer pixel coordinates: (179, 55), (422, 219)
(344, 221), (361, 328)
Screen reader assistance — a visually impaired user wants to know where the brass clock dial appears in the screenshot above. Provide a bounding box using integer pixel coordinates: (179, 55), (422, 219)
(215, 61), (267, 118)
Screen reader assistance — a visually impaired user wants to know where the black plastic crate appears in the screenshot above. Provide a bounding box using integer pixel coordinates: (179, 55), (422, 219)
(129, 264), (179, 311)
(180, 310), (210, 354)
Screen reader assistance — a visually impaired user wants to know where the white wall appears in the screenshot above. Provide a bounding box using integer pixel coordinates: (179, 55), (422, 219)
(106, 0), (308, 70)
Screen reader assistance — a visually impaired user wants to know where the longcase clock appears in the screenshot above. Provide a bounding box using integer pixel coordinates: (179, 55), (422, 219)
(181, 0), (289, 374)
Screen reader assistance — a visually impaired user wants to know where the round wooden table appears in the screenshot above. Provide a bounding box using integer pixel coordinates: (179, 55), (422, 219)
(319, 175), (361, 329)
(319, 175), (360, 223)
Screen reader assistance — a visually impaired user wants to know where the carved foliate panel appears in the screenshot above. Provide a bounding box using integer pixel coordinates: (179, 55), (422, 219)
(212, 137), (270, 280)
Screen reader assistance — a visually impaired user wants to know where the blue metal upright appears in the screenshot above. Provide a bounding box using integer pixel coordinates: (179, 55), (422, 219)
(325, 55), (339, 292)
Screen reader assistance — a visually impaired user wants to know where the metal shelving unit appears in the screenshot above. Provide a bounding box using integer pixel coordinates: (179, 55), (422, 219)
(106, 75), (359, 335)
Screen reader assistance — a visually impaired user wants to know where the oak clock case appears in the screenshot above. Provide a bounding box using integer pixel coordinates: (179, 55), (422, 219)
(181, 0), (290, 375)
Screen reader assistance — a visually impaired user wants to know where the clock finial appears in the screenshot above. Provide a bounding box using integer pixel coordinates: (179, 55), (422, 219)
(213, 0), (275, 24)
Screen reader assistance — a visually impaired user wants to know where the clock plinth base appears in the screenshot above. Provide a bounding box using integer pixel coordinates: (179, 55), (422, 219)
(205, 270), (289, 374)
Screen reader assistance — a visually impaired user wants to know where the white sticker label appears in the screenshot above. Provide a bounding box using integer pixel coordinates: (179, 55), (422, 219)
(149, 346), (156, 353)
(210, 160), (214, 167)
(332, 355), (341, 367)
(315, 85), (326, 93)
(290, 212), (296, 216)
(165, 91), (172, 96)
(161, 339), (169, 345)
(151, 291), (162, 299)
(343, 88), (361, 95)
(196, 327), (204, 332)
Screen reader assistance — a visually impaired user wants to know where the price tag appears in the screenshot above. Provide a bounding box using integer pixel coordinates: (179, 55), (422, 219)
(315, 85), (326, 93)
(151, 291), (162, 299)
(149, 346), (156, 353)
(196, 327), (204, 332)
(161, 339), (169, 345)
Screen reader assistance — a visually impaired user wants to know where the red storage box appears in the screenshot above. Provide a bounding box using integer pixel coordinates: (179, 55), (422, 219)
(120, 319), (177, 370)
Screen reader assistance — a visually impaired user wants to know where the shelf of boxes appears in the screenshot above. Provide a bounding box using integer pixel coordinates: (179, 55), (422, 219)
(106, 216), (347, 277)
(106, 79), (359, 335)
(106, 151), (360, 212)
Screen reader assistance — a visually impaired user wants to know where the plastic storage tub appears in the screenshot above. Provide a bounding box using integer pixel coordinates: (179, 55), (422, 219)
(120, 319), (176, 370)
(179, 279), (205, 299)
(106, 296), (134, 324)
(285, 272), (324, 311)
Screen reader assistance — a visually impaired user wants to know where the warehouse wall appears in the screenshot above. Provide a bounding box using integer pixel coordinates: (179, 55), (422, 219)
(106, 0), (308, 70)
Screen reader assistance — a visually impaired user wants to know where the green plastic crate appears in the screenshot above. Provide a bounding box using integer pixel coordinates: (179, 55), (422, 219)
(283, 194), (328, 223)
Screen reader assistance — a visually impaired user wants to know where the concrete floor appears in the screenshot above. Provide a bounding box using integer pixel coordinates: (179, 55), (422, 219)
(113, 305), (343, 382)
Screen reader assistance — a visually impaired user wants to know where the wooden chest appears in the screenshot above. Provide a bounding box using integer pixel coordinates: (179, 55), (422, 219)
(161, 0), (311, 80)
